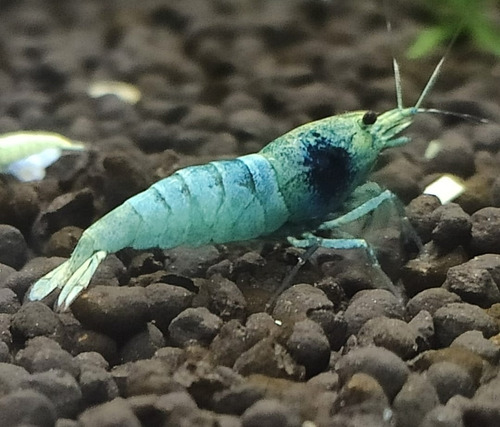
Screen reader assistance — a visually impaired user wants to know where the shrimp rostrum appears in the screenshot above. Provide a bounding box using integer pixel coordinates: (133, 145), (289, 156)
(28, 55), (472, 311)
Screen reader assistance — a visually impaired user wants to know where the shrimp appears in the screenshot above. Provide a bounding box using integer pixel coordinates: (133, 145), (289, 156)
(27, 50), (480, 312)
(0, 131), (84, 181)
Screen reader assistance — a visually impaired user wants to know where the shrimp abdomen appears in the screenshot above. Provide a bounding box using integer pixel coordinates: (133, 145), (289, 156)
(89, 153), (290, 252)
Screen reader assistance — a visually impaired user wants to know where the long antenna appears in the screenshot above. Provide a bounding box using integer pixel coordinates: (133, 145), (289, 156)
(384, 0), (404, 109)
(414, 26), (463, 109)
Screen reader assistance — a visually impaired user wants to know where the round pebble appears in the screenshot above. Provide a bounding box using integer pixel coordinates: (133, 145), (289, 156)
(393, 373), (440, 427)
(344, 289), (405, 336)
(426, 361), (476, 404)
(433, 302), (499, 346)
(0, 224), (28, 269)
(0, 389), (56, 427)
(286, 319), (330, 377)
(471, 207), (500, 254)
(168, 307), (222, 347)
(407, 288), (462, 318)
(335, 346), (410, 400)
(241, 399), (301, 427)
(356, 316), (418, 359)
(71, 285), (150, 338)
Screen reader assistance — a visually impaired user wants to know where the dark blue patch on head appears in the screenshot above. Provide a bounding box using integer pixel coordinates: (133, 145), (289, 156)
(303, 136), (353, 206)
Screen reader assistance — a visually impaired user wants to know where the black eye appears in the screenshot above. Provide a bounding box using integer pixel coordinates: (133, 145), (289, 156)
(362, 111), (377, 125)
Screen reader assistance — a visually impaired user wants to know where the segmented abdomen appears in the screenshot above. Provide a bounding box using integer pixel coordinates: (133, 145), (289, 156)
(87, 153), (290, 253)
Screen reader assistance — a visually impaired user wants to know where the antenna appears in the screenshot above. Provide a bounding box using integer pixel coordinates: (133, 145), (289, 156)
(383, 0), (404, 109)
(414, 26), (463, 109)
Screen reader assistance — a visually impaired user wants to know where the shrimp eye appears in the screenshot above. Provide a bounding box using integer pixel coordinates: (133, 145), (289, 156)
(362, 111), (377, 125)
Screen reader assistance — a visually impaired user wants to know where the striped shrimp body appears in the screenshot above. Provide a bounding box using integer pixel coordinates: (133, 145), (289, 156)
(28, 105), (427, 311)
(28, 50), (477, 311)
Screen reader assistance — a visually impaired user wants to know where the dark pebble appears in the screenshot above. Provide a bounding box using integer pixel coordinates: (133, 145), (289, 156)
(168, 307), (222, 347)
(192, 274), (247, 322)
(411, 347), (485, 386)
(407, 288), (461, 318)
(200, 132), (238, 156)
(472, 123), (500, 151)
(430, 203), (471, 249)
(128, 252), (164, 277)
(172, 361), (243, 409)
(11, 302), (67, 345)
(79, 366), (119, 406)
(408, 310), (435, 350)
(153, 346), (186, 368)
(492, 176), (500, 207)
(405, 195), (441, 243)
(232, 251), (266, 276)
(233, 337), (305, 380)
(101, 153), (151, 210)
(78, 397), (141, 427)
(393, 373), (440, 427)
(272, 284), (346, 350)
(44, 226), (82, 258)
(32, 189), (94, 239)
(401, 243), (468, 296)
(119, 322), (165, 363)
(228, 109), (276, 141)
(241, 399), (301, 427)
(433, 302), (499, 346)
(153, 391), (199, 423)
(371, 157), (422, 203)
(0, 181), (39, 233)
(465, 375), (500, 426)
(420, 402), (466, 427)
(0, 224), (28, 269)
(94, 93), (136, 121)
(424, 131), (475, 177)
(0, 313), (13, 347)
(335, 372), (388, 410)
(15, 336), (79, 377)
(451, 330), (500, 364)
(471, 207), (500, 254)
(210, 314), (280, 367)
(0, 341), (10, 363)
(426, 361), (476, 404)
(0, 288), (20, 314)
(71, 285), (150, 338)
(272, 283), (333, 324)
(133, 119), (173, 153)
(0, 362), (30, 395)
(356, 316), (418, 359)
(125, 359), (185, 397)
(443, 256), (500, 307)
(344, 289), (405, 336)
(213, 383), (265, 416)
(335, 346), (410, 400)
(74, 351), (109, 371)
(163, 245), (220, 277)
(463, 402), (500, 427)
(71, 329), (118, 365)
(286, 319), (330, 377)
(0, 263), (15, 285)
(0, 389), (56, 427)
(210, 319), (255, 367)
(180, 104), (224, 131)
(19, 369), (82, 419)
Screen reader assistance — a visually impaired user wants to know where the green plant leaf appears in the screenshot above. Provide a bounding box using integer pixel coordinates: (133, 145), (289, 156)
(407, 26), (451, 58)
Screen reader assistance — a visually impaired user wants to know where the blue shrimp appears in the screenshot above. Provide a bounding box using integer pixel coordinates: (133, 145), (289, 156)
(27, 53), (475, 311)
